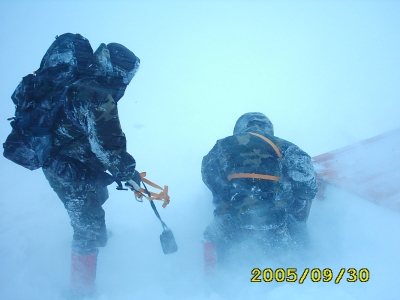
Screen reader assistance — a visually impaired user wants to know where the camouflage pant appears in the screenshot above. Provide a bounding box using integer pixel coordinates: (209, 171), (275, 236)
(203, 213), (308, 265)
(43, 156), (112, 254)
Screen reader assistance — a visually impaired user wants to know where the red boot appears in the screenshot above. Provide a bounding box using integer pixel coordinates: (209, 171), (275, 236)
(203, 242), (217, 277)
(70, 250), (98, 297)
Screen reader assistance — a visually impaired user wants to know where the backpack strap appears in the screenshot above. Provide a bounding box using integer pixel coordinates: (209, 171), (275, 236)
(227, 173), (280, 181)
(227, 132), (282, 181)
(249, 132), (282, 158)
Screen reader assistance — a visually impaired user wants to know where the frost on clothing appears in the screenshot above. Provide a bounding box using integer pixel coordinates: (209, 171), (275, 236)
(42, 79), (136, 253)
(43, 162), (108, 253)
(42, 78), (137, 254)
(202, 130), (318, 249)
(8, 33), (140, 264)
(51, 78), (136, 182)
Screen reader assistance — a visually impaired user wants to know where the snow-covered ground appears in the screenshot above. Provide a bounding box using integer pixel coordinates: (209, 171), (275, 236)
(1, 164), (400, 299)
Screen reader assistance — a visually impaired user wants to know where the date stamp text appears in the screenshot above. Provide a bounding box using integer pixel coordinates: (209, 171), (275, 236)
(251, 268), (370, 283)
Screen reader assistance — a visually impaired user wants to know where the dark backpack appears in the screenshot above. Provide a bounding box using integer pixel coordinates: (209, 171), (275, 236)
(3, 33), (93, 170)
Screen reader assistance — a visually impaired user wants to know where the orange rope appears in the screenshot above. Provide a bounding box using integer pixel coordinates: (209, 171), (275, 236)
(227, 173), (280, 181)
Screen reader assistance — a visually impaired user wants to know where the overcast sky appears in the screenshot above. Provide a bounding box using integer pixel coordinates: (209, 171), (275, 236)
(1, 1), (400, 299)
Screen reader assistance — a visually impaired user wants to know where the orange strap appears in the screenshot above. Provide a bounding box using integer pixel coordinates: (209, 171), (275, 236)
(227, 173), (280, 181)
(227, 132), (282, 181)
(249, 132), (282, 158)
(133, 172), (170, 208)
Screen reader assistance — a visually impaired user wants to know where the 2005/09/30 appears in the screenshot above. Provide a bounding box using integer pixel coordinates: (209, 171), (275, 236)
(251, 268), (370, 284)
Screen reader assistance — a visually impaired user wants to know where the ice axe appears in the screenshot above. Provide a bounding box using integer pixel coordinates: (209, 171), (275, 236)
(125, 172), (178, 254)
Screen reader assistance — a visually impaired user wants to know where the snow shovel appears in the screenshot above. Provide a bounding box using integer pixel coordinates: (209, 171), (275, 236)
(150, 200), (178, 254)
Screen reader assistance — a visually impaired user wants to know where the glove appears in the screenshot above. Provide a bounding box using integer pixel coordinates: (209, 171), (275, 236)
(125, 170), (142, 191)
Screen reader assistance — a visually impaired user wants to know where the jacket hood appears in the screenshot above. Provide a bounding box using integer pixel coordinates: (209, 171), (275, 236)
(233, 112), (274, 136)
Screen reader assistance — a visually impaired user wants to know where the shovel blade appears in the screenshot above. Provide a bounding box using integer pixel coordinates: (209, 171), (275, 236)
(160, 228), (178, 254)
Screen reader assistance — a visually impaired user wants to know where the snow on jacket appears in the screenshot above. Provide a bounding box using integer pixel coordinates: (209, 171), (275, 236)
(202, 130), (318, 229)
(52, 77), (136, 182)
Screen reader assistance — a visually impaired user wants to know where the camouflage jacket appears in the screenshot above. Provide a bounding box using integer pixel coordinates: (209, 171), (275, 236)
(202, 131), (318, 229)
(51, 77), (136, 182)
